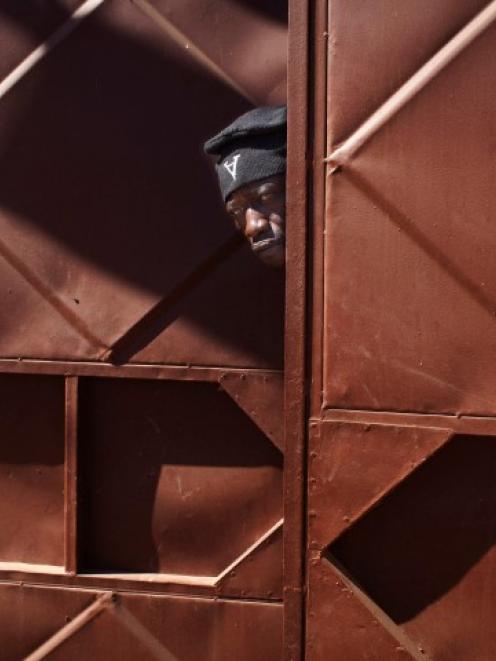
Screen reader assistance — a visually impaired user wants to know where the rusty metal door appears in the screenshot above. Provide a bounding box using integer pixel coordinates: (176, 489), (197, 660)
(0, 1), (288, 658)
(307, 1), (496, 659)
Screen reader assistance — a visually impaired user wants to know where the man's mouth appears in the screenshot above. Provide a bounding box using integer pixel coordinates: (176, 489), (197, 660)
(251, 237), (285, 267)
(252, 236), (284, 253)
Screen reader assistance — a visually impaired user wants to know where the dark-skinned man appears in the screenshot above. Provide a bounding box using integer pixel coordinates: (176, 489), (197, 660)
(204, 106), (286, 268)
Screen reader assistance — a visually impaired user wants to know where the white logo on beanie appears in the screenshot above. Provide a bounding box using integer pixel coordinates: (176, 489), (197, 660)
(223, 154), (241, 181)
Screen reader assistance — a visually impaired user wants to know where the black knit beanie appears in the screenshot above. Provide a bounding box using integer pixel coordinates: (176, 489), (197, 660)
(204, 106), (287, 201)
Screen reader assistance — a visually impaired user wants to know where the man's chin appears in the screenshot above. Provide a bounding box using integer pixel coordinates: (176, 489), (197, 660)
(253, 241), (285, 267)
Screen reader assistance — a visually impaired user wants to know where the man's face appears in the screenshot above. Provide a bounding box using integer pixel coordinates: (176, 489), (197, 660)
(225, 175), (285, 267)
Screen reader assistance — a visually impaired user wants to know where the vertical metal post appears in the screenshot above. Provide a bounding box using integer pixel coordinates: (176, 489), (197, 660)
(64, 375), (79, 575)
(285, 0), (311, 658)
(309, 0), (328, 420)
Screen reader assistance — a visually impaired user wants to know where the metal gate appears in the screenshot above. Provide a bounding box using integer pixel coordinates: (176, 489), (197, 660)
(0, 1), (287, 658)
(307, 1), (496, 659)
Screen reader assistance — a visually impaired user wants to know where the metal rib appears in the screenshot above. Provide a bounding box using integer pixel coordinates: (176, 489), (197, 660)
(24, 592), (113, 661)
(132, 0), (257, 104)
(0, 0), (105, 101)
(215, 518), (284, 583)
(326, 0), (496, 168)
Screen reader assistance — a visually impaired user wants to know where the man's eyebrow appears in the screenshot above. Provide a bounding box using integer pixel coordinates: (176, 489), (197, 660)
(259, 181), (283, 194)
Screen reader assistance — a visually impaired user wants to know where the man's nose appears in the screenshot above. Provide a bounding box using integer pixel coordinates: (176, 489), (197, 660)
(244, 208), (269, 238)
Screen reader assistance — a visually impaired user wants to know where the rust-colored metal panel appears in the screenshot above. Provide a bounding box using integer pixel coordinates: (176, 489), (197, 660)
(0, 255), (97, 359)
(0, 373), (65, 566)
(219, 370), (284, 451)
(308, 4), (496, 656)
(0, 0), (83, 80)
(324, 0), (496, 415)
(0, 1), (288, 656)
(0, 584), (282, 661)
(308, 421), (452, 550)
(45, 592), (283, 661)
(0, 582), (96, 661)
(143, 0), (288, 105)
(0, 0), (285, 369)
(216, 525), (283, 600)
(307, 557), (414, 660)
(129, 248), (284, 369)
(331, 432), (496, 660)
(78, 378), (283, 581)
(328, 0), (488, 144)
(308, 418), (496, 659)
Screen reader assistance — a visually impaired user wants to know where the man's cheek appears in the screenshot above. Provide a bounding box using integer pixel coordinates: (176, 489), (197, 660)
(269, 220), (285, 241)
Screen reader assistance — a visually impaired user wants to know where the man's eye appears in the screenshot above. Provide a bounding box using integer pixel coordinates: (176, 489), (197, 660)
(229, 209), (244, 228)
(261, 190), (283, 203)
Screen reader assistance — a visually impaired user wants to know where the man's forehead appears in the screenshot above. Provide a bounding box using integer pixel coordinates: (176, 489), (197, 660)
(226, 175), (285, 206)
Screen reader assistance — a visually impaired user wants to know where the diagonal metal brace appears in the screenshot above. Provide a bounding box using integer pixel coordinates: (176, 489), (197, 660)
(325, 0), (496, 169)
(24, 592), (114, 661)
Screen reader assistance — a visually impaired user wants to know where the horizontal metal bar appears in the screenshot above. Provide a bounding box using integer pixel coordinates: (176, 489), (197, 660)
(0, 561), (65, 575)
(0, 570), (218, 599)
(321, 409), (496, 436)
(326, 0), (496, 168)
(0, 358), (281, 381)
(80, 572), (217, 587)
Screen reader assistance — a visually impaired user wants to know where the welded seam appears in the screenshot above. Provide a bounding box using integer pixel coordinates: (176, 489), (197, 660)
(0, 0), (105, 100)
(325, 0), (496, 168)
(0, 236), (107, 351)
(131, 0), (257, 104)
(24, 591), (113, 660)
